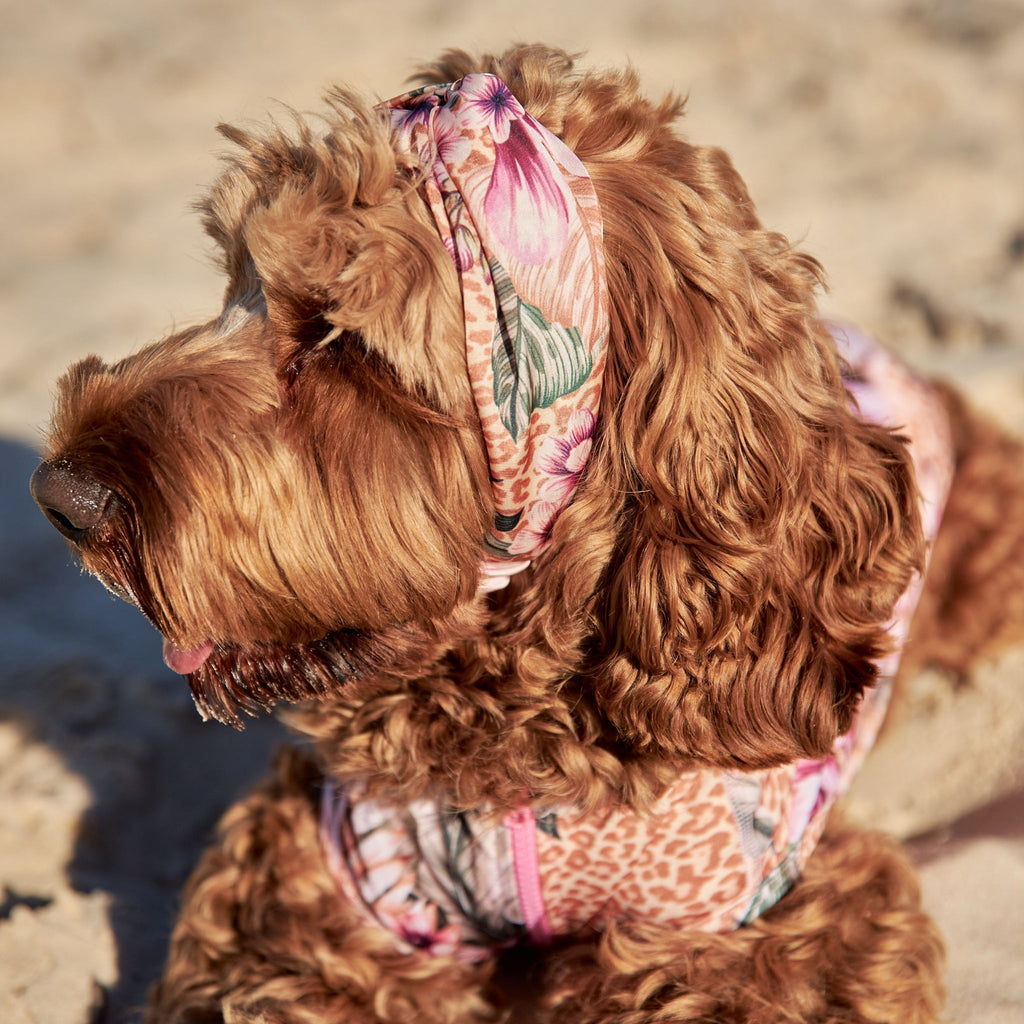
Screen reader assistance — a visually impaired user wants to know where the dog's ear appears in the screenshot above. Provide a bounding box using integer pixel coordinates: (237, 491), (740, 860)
(198, 95), (470, 412)
(588, 137), (924, 769)
(509, 89), (925, 772)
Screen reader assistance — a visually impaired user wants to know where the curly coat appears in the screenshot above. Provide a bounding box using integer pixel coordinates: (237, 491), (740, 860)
(33, 44), (1024, 1023)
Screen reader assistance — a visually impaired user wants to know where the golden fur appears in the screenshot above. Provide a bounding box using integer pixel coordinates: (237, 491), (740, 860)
(33, 44), (1024, 1023)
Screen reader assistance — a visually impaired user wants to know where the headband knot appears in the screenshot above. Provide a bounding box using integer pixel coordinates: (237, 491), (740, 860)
(387, 74), (609, 559)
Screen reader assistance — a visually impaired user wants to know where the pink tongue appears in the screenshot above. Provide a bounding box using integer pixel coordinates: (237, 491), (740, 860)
(162, 638), (214, 675)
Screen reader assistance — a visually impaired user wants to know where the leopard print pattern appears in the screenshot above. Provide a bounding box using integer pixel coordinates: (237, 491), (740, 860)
(535, 761), (813, 934)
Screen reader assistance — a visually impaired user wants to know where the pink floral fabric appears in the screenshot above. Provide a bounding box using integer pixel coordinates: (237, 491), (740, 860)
(386, 75), (609, 559)
(319, 327), (955, 957)
(319, 781), (531, 962)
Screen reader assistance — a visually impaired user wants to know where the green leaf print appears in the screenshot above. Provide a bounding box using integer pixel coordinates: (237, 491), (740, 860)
(535, 812), (560, 839)
(490, 258), (593, 443)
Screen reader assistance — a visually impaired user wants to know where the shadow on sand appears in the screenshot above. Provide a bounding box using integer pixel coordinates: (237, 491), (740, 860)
(0, 437), (284, 1021)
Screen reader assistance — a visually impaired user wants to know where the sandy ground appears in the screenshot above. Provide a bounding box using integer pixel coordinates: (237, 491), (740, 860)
(2, 1), (1023, 1021)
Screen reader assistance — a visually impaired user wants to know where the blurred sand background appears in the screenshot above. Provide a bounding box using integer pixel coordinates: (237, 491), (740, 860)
(1, 1), (1023, 1021)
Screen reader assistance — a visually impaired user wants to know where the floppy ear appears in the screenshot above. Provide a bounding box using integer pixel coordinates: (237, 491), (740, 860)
(197, 93), (471, 413)
(494, 70), (925, 772)
(581, 120), (924, 769)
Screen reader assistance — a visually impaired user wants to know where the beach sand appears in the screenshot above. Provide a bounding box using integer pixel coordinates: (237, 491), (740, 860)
(2, 2), (1022, 1021)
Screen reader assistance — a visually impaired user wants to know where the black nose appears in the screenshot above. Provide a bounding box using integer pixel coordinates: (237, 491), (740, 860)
(30, 460), (116, 543)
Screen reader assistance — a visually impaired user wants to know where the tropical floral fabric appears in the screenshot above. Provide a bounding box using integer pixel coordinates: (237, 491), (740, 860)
(386, 74), (609, 559)
(319, 326), (955, 959)
(319, 783), (528, 961)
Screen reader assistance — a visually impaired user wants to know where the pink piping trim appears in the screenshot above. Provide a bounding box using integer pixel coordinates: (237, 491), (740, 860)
(503, 807), (553, 944)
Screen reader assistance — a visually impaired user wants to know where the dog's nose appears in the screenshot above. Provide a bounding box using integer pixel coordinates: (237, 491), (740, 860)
(30, 460), (116, 543)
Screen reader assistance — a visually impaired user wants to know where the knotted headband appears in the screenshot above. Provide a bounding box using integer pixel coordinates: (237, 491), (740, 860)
(386, 75), (609, 562)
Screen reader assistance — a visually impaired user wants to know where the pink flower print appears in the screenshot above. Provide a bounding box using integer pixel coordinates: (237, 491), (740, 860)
(389, 97), (435, 133)
(393, 899), (463, 957)
(390, 91), (471, 185)
(456, 74), (589, 175)
(536, 409), (596, 505)
(484, 118), (571, 266)
(788, 757), (840, 840)
(458, 74), (518, 142)
(429, 101), (474, 167)
(447, 224), (479, 275)
(507, 500), (561, 557)
(453, 74), (572, 265)
(433, 181), (481, 275)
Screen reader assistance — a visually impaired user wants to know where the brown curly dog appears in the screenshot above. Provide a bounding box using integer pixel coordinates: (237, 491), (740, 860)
(30, 45), (1024, 1023)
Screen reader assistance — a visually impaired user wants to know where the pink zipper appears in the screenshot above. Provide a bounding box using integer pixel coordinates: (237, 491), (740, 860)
(503, 807), (553, 944)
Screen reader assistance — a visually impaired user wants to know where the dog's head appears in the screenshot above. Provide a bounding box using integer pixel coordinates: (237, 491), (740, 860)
(31, 93), (494, 723)
(31, 46), (923, 794)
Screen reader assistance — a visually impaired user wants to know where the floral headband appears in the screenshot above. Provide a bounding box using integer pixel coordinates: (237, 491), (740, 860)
(386, 75), (609, 572)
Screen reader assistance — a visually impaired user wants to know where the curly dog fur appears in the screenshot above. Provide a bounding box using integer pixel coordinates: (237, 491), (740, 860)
(31, 45), (1024, 1022)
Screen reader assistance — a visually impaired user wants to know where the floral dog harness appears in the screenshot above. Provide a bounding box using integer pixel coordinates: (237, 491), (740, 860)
(319, 74), (956, 963)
